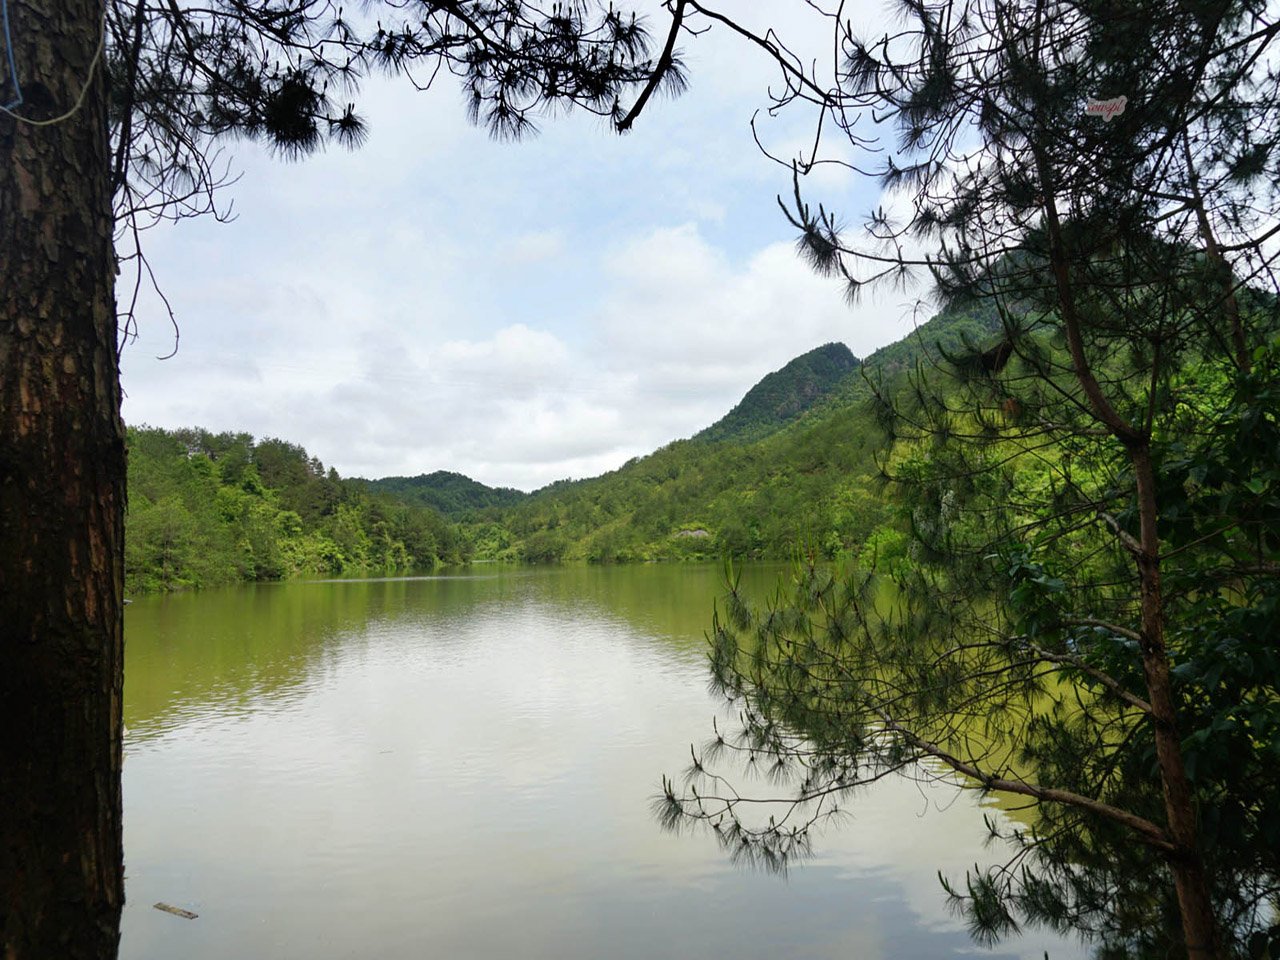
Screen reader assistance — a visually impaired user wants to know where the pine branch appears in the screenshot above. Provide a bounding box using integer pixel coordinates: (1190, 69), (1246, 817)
(872, 708), (1176, 854)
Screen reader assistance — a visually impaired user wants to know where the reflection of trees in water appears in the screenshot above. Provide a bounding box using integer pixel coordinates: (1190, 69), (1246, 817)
(123, 564), (771, 740)
(126, 578), (412, 738)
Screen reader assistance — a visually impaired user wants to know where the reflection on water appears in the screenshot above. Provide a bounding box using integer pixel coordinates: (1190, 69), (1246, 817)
(121, 564), (1084, 960)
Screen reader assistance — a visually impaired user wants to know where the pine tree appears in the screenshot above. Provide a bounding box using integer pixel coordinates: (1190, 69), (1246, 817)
(657, 0), (1280, 956)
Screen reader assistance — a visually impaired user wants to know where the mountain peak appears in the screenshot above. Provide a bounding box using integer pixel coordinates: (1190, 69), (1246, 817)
(695, 342), (858, 445)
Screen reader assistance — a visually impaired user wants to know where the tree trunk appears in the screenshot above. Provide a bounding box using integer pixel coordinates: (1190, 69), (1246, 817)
(1131, 446), (1221, 960)
(0, 0), (126, 956)
(1035, 155), (1221, 960)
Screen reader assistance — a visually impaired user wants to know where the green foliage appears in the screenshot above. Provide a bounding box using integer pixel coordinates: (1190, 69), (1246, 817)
(365, 471), (527, 519)
(655, 0), (1280, 948)
(125, 426), (466, 593)
(864, 332), (1280, 958)
(669, 370), (1280, 946)
(695, 342), (858, 444)
(437, 419), (888, 564)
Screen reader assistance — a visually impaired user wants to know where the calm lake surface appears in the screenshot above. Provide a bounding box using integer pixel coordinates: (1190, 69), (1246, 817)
(121, 564), (1086, 959)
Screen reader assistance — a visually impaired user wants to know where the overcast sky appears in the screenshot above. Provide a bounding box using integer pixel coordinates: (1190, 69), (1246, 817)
(119, 0), (935, 491)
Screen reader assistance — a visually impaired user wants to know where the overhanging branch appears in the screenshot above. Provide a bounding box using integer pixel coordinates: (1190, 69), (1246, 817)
(873, 709), (1176, 853)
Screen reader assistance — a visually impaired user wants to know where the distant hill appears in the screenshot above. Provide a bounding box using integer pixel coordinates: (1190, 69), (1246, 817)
(366, 470), (527, 519)
(861, 301), (1004, 377)
(695, 342), (859, 444)
(362, 306), (1005, 562)
(444, 300), (1011, 564)
(124, 427), (468, 593)
(794, 301), (1006, 426)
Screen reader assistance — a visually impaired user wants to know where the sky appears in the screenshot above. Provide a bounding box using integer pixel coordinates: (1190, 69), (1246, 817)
(119, 0), (936, 491)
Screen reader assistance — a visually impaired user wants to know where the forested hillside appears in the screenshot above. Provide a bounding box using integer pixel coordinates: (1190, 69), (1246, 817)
(452, 398), (894, 563)
(694, 341), (858, 444)
(442, 304), (1001, 563)
(125, 428), (468, 593)
(365, 471), (528, 518)
(799, 300), (1003, 418)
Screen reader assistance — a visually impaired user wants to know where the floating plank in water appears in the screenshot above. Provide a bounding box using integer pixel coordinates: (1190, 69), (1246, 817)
(153, 902), (198, 920)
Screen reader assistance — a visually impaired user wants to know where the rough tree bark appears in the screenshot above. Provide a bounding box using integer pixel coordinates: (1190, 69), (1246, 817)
(0, 0), (126, 955)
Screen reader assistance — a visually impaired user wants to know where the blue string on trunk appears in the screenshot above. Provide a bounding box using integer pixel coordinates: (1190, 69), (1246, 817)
(1, 0), (22, 111)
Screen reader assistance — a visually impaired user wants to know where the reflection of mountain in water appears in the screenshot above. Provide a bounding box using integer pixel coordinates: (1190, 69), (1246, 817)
(123, 564), (785, 742)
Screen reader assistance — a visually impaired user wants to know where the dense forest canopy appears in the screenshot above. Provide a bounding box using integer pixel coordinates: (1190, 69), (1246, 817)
(365, 471), (528, 520)
(125, 426), (467, 593)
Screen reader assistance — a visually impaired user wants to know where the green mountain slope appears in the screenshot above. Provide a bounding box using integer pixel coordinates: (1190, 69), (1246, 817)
(695, 342), (858, 444)
(454, 303), (1001, 563)
(794, 301), (1005, 428)
(367, 470), (527, 519)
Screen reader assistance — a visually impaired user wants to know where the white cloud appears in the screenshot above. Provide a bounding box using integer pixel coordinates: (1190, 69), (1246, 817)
(503, 230), (566, 266)
(437, 323), (570, 378)
(593, 221), (917, 388)
(119, 0), (940, 492)
(123, 206), (933, 491)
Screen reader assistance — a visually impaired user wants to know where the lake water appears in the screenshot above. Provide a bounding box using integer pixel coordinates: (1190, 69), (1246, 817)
(120, 564), (1086, 959)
